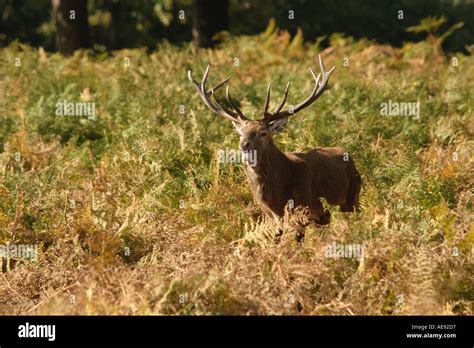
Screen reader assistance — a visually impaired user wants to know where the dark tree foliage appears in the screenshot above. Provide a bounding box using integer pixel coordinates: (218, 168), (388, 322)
(89, 0), (168, 51)
(0, 0), (53, 49)
(229, 0), (473, 52)
(0, 0), (472, 53)
(192, 0), (229, 48)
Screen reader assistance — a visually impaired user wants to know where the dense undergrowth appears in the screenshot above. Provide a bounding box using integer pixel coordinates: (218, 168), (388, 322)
(0, 27), (473, 314)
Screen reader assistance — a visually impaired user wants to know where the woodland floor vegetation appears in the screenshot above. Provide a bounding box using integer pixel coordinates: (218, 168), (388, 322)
(0, 26), (473, 314)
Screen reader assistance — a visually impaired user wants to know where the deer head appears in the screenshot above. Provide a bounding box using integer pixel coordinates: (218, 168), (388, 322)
(188, 55), (335, 161)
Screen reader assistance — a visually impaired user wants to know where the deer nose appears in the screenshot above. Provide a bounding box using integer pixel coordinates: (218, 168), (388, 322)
(240, 141), (250, 151)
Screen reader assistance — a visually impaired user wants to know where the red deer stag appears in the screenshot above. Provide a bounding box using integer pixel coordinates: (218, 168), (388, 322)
(188, 55), (361, 241)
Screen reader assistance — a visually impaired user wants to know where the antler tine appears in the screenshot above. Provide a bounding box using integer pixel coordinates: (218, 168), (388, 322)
(226, 86), (248, 120)
(211, 89), (239, 119)
(188, 69), (198, 86)
(188, 65), (247, 123)
(261, 54), (335, 123)
(273, 81), (290, 115)
(207, 76), (232, 94)
(201, 65), (210, 85)
(263, 83), (271, 117)
(319, 53), (335, 76)
(309, 67), (321, 86)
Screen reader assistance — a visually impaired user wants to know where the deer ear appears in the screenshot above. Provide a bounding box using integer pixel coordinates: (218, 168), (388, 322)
(268, 118), (288, 133)
(232, 121), (244, 135)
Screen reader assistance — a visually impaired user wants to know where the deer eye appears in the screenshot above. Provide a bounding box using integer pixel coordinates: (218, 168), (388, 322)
(259, 131), (267, 137)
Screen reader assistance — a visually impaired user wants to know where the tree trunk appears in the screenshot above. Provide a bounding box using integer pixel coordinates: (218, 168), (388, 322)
(108, 1), (121, 50)
(52, 0), (90, 55)
(192, 0), (229, 48)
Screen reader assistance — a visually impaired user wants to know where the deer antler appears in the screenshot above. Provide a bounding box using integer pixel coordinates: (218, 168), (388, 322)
(188, 55), (333, 124)
(260, 54), (335, 124)
(188, 65), (249, 123)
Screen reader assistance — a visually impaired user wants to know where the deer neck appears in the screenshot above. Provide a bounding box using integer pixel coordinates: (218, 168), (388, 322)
(244, 141), (291, 188)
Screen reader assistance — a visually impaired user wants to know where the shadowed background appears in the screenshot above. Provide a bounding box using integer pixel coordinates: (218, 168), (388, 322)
(1, 0), (473, 53)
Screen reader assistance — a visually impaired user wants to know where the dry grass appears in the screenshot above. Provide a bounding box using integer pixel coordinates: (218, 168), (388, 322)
(0, 29), (473, 315)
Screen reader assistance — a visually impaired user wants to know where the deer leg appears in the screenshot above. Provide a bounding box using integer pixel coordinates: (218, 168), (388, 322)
(340, 173), (361, 212)
(276, 214), (306, 243)
(271, 214), (284, 244)
(316, 210), (331, 225)
(294, 225), (305, 243)
(289, 216), (308, 243)
(274, 227), (284, 244)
